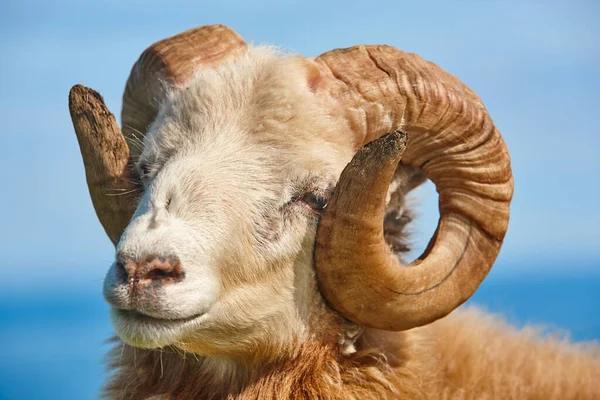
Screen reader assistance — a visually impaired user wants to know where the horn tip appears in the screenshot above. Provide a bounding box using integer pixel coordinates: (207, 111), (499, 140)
(362, 130), (408, 159)
(68, 84), (106, 114)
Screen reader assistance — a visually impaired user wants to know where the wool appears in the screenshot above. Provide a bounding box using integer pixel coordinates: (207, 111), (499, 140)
(104, 307), (600, 399)
(101, 47), (599, 400)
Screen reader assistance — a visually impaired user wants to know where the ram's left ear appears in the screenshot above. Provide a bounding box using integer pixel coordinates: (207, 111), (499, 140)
(300, 59), (323, 93)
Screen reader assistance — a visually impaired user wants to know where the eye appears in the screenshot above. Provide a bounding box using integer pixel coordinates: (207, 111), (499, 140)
(299, 191), (329, 211)
(138, 162), (152, 182)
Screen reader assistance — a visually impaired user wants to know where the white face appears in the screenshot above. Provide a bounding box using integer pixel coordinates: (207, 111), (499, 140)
(103, 51), (353, 355)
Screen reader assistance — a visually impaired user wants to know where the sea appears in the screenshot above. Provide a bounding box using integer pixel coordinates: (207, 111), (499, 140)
(1, 268), (598, 400)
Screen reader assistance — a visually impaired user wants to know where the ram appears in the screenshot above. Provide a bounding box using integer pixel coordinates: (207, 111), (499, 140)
(69, 25), (599, 399)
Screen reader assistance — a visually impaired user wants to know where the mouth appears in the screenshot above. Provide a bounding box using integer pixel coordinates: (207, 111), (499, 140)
(111, 308), (207, 348)
(117, 309), (205, 323)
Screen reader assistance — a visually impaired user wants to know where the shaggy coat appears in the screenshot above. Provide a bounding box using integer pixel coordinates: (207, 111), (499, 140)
(105, 308), (600, 399)
(97, 47), (600, 399)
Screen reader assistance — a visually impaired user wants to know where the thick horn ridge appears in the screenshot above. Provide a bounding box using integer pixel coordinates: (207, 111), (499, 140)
(314, 45), (513, 330)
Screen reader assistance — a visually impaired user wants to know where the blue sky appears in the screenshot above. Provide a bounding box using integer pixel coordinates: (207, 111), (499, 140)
(0, 0), (598, 290)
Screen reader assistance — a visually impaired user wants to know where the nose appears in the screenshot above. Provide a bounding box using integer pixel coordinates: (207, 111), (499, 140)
(116, 255), (184, 289)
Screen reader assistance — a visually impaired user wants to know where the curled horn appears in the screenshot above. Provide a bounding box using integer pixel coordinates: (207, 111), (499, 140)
(313, 45), (513, 331)
(68, 25), (247, 244)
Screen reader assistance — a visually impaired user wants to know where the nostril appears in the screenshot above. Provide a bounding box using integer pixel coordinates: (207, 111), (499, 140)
(114, 255), (184, 288)
(140, 257), (184, 283)
(146, 266), (175, 280)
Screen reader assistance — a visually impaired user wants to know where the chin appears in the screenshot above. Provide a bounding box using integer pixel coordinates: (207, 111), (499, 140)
(110, 308), (207, 349)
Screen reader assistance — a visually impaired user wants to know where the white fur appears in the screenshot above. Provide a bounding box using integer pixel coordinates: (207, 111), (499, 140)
(103, 47), (355, 355)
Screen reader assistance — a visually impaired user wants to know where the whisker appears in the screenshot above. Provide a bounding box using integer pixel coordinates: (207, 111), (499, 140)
(106, 187), (138, 192)
(159, 349), (164, 379)
(119, 342), (126, 363)
(123, 125), (149, 150)
(106, 188), (143, 197)
(124, 178), (142, 185)
(124, 132), (144, 145)
(125, 136), (144, 152)
(123, 124), (147, 139)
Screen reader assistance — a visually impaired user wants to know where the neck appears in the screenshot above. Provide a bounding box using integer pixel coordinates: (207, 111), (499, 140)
(104, 326), (431, 400)
(103, 266), (432, 399)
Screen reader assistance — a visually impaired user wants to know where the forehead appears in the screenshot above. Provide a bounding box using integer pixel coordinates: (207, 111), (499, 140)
(143, 47), (352, 172)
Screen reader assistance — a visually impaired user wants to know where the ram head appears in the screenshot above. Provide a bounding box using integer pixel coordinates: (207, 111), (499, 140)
(70, 24), (512, 359)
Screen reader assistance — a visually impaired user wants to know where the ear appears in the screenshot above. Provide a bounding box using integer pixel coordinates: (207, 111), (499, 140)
(301, 59), (323, 93)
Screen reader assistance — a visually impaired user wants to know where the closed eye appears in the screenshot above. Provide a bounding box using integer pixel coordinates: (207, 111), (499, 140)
(137, 162), (153, 184)
(298, 191), (329, 211)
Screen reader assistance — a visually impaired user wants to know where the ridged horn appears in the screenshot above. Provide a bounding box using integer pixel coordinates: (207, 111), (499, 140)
(69, 85), (136, 244)
(69, 25), (246, 244)
(314, 45), (513, 331)
(122, 24), (247, 158)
